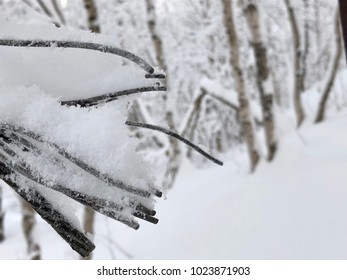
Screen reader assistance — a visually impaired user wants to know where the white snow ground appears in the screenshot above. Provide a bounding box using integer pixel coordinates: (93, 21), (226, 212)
(98, 110), (347, 260)
(2, 109), (347, 259)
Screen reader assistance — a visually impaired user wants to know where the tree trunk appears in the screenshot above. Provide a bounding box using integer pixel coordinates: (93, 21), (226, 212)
(83, 0), (100, 33)
(243, 0), (277, 161)
(314, 0), (322, 80)
(145, 0), (181, 189)
(80, 0), (101, 259)
(338, 0), (347, 61)
(284, 0), (305, 127)
(302, 0), (310, 91)
(81, 206), (95, 260)
(315, 10), (342, 123)
(0, 185), (4, 242)
(21, 200), (41, 260)
(222, 0), (259, 172)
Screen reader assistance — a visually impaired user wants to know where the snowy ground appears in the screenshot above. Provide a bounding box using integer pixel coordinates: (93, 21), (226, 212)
(2, 109), (347, 260)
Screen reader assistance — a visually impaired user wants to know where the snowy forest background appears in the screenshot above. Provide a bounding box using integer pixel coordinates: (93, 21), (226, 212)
(0, 0), (347, 259)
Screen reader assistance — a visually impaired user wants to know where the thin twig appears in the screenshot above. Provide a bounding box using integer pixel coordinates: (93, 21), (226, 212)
(0, 140), (144, 228)
(1, 128), (158, 221)
(0, 39), (154, 73)
(61, 86), (166, 107)
(125, 121), (224, 166)
(0, 147), (141, 229)
(0, 124), (157, 198)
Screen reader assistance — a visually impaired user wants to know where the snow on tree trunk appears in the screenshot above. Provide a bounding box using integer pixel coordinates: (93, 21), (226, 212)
(242, 0), (277, 161)
(315, 9), (342, 124)
(284, 0), (305, 128)
(222, 0), (259, 172)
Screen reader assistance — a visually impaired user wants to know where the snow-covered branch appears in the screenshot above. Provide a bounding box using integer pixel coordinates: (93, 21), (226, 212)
(0, 162), (95, 257)
(0, 39), (155, 74)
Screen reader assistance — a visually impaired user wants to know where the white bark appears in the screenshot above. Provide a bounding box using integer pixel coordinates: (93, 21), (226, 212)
(315, 10), (342, 123)
(242, 0), (277, 161)
(145, 0), (181, 189)
(222, 0), (259, 171)
(284, 0), (305, 127)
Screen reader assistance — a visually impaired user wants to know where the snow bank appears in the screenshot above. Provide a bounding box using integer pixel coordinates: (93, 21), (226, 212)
(95, 110), (347, 259)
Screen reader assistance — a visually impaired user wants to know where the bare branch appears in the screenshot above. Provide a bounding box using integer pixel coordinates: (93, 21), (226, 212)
(0, 39), (155, 74)
(1, 124), (159, 198)
(0, 162), (95, 257)
(0, 145), (141, 229)
(126, 121), (223, 166)
(61, 86), (167, 107)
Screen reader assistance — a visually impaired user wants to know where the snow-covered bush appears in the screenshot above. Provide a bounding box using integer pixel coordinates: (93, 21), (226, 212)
(0, 20), (222, 257)
(0, 20), (166, 257)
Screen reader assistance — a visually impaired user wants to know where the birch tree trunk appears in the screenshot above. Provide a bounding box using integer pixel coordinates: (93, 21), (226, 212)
(284, 0), (305, 127)
(145, 0), (181, 189)
(243, 0), (277, 161)
(80, 0), (101, 259)
(83, 0), (100, 33)
(314, 0), (322, 81)
(315, 10), (342, 123)
(21, 200), (41, 260)
(222, 0), (259, 171)
(302, 0), (310, 91)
